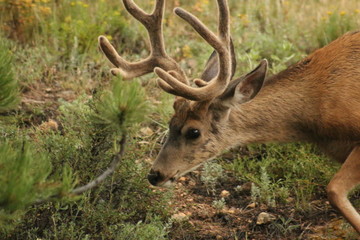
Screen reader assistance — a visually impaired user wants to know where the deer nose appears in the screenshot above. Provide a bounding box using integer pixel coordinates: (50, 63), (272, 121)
(147, 169), (164, 186)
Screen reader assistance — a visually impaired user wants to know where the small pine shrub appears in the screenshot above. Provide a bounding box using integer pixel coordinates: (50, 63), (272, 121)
(92, 77), (149, 135)
(0, 37), (18, 112)
(0, 141), (52, 233)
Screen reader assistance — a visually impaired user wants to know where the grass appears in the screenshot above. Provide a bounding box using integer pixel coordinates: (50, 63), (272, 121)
(226, 143), (339, 210)
(0, 0), (360, 239)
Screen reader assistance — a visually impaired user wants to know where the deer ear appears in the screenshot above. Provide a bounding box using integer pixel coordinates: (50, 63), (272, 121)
(198, 39), (237, 84)
(217, 59), (267, 107)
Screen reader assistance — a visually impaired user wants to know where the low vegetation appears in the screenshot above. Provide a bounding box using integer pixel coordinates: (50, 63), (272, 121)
(0, 0), (360, 239)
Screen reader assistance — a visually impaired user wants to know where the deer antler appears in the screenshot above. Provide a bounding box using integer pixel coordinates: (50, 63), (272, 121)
(99, 0), (233, 102)
(98, 0), (187, 83)
(155, 0), (233, 101)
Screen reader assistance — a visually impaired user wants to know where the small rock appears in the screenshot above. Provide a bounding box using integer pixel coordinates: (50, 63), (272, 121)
(225, 207), (237, 214)
(144, 158), (153, 163)
(179, 177), (187, 182)
(140, 127), (154, 137)
(256, 212), (276, 225)
(171, 212), (189, 222)
(220, 190), (230, 198)
(184, 211), (192, 216)
(247, 202), (256, 208)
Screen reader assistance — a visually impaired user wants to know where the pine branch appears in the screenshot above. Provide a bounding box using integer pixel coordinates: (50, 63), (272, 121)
(71, 134), (126, 195)
(35, 134), (126, 204)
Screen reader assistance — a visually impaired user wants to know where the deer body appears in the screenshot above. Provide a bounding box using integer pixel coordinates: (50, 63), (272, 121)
(232, 32), (360, 148)
(99, 0), (360, 234)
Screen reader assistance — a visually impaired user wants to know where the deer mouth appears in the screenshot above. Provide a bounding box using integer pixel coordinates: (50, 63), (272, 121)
(161, 163), (204, 186)
(148, 169), (179, 187)
(159, 172), (179, 187)
(148, 163), (205, 187)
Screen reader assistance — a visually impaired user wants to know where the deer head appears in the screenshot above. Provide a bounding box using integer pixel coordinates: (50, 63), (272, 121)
(98, 0), (267, 186)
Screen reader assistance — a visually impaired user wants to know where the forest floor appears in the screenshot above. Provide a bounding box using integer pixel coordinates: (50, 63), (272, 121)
(165, 170), (359, 240)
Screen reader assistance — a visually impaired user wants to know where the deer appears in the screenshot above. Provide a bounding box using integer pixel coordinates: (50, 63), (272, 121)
(98, 0), (360, 234)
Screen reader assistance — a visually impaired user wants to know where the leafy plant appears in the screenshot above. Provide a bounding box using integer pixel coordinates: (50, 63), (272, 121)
(212, 198), (226, 211)
(201, 161), (225, 195)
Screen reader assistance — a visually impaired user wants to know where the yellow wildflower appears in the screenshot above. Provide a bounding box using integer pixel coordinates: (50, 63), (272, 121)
(327, 11), (333, 15)
(355, 9), (360, 14)
(238, 14), (249, 26)
(106, 35), (113, 41)
(238, 14), (247, 19)
(340, 11), (346, 16)
(39, 6), (52, 15)
(65, 15), (72, 22)
(182, 45), (192, 58)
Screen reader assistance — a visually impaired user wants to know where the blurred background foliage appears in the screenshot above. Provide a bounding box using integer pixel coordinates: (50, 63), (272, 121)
(0, 0), (359, 239)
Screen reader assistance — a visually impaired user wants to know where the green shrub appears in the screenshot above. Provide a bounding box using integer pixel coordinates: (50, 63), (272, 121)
(228, 143), (338, 209)
(0, 141), (51, 212)
(92, 78), (149, 135)
(0, 141), (51, 233)
(115, 216), (169, 240)
(0, 37), (18, 112)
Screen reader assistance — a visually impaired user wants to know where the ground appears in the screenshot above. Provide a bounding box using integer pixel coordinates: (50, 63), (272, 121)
(166, 169), (358, 239)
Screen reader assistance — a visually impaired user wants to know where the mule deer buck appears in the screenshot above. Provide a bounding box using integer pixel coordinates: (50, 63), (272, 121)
(98, 0), (360, 234)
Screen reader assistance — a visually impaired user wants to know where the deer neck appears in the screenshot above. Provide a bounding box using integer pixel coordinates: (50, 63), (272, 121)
(227, 68), (317, 145)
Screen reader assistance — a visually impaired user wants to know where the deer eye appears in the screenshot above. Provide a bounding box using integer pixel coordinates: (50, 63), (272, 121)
(185, 128), (201, 139)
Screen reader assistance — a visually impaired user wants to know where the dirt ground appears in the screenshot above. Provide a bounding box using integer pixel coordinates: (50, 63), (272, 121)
(163, 170), (358, 240)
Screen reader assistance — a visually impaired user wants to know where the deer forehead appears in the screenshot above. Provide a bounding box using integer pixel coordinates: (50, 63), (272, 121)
(171, 101), (214, 131)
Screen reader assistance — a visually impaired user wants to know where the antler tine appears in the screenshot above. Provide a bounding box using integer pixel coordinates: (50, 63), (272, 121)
(123, 0), (166, 56)
(174, 8), (225, 54)
(156, 67), (213, 101)
(122, 0), (150, 25)
(217, 0), (230, 43)
(99, 0), (188, 83)
(98, 36), (154, 79)
(155, 0), (232, 101)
